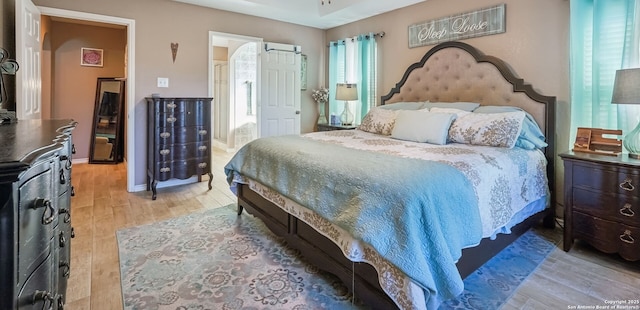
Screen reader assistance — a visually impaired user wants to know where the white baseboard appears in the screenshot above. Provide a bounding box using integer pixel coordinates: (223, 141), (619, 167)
(131, 176), (199, 192)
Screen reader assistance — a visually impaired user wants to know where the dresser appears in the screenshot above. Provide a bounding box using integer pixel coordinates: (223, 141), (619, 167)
(0, 119), (77, 310)
(560, 152), (639, 261)
(146, 97), (213, 200)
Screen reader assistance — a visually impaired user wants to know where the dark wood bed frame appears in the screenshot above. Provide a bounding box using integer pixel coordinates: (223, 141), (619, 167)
(236, 41), (557, 309)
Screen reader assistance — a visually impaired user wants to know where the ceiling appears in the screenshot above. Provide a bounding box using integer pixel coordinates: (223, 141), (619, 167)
(173, 0), (426, 29)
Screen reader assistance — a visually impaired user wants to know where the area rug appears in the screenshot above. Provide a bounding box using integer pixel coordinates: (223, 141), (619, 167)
(117, 205), (555, 310)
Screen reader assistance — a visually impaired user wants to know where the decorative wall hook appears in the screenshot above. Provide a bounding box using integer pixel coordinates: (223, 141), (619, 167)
(171, 43), (179, 63)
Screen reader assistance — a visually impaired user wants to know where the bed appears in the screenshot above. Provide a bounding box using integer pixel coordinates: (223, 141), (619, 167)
(224, 41), (556, 309)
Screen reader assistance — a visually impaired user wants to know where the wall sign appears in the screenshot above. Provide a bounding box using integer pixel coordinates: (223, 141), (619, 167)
(408, 4), (506, 48)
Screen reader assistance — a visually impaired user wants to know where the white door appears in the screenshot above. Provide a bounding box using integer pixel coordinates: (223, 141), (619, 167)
(259, 42), (301, 137)
(16, 0), (42, 120)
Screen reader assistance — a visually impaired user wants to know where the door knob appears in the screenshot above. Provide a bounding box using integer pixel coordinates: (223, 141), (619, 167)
(295, 110), (301, 114)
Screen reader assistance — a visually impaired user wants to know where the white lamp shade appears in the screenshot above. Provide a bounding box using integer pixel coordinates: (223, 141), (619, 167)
(335, 83), (358, 100)
(612, 68), (640, 104)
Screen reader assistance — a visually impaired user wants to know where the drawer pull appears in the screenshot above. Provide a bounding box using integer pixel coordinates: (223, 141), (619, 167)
(166, 102), (177, 109)
(198, 145), (207, 151)
(198, 129), (208, 136)
(620, 204), (636, 217)
(59, 169), (66, 185)
(620, 230), (635, 244)
(59, 207), (71, 223)
(160, 167), (171, 173)
(33, 198), (55, 226)
(160, 132), (171, 138)
(59, 232), (66, 247)
(619, 178), (635, 191)
(32, 290), (54, 309)
(198, 162), (208, 168)
(167, 116), (177, 123)
(59, 261), (70, 278)
(160, 149), (170, 156)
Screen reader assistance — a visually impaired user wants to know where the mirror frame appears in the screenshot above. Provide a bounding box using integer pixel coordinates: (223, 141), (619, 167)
(89, 77), (125, 164)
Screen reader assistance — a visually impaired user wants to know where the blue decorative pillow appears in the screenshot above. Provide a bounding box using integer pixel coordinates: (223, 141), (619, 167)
(472, 106), (547, 150)
(378, 101), (428, 111)
(391, 110), (456, 145)
(423, 101), (480, 111)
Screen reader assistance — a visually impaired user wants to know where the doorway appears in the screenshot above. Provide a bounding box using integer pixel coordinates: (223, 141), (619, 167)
(209, 32), (261, 152)
(37, 6), (136, 192)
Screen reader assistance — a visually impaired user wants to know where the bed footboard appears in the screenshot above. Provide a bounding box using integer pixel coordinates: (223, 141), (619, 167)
(236, 184), (553, 309)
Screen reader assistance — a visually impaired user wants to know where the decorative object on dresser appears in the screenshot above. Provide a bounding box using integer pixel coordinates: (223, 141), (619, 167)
(0, 120), (77, 310)
(335, 83), (357, 126)
(611, 68), (640, 158)
(0, 47), (19, 123)
(572, 127), (622, 156)
(316, 123), (357, 131)
(146, 97), (213, 200)
(561, 151), (639, 261)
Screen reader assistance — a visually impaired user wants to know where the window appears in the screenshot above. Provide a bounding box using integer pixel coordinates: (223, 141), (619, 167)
(328, 33), (378, 125)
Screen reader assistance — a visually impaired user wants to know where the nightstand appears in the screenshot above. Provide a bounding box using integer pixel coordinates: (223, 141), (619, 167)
(317, 124), (357, 131)
(560, 151), (640, 261)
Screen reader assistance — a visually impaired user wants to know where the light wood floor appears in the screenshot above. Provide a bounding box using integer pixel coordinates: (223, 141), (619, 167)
(65, 148), (640, 309)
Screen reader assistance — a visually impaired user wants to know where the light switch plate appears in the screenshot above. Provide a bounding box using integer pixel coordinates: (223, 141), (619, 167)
(157, 77), (169, 88)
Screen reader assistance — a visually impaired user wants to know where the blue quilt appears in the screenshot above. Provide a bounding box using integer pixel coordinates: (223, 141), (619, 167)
(224, 135), (483, 309)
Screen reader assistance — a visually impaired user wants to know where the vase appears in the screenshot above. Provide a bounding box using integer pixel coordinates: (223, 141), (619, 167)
(317, 101), (328, 124)
(340, 101), (354, 126)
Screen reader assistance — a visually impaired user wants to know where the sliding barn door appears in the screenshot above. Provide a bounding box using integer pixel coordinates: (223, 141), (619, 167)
(259, 42), (301, 137)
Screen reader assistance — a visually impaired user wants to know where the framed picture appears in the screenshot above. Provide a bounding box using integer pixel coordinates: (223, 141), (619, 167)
(81, 48), (103, 67)
(300, 54), (307, 90)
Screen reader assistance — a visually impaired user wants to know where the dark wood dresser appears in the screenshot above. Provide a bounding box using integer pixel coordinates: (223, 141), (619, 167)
(0, 119), (77, 310)
(146, 97), (213, 200)
(560, 151), (639, 261)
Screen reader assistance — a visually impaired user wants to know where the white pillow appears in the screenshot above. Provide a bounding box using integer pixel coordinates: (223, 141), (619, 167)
(391, 110), (456, 145)
(358, 107), (398, 135)
(448, 111), (525, 148)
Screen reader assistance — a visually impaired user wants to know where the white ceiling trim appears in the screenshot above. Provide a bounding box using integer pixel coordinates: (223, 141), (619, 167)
(173, 0), (426, 29)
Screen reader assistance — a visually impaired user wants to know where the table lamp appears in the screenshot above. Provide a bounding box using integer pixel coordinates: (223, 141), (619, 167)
(612, 68), (640, 159)
(336, 83), (357, 126)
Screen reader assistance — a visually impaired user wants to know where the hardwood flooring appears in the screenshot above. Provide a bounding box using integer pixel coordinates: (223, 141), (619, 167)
(65, 148), (640, 309)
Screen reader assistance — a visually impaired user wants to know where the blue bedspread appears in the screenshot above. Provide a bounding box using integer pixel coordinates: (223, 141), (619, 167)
(224, 135), (483, 309)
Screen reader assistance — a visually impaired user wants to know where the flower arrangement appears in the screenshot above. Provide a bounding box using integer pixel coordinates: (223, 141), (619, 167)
(311, 87), (329, 104)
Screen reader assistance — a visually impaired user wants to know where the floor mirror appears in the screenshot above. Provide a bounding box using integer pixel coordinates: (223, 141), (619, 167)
(89, 77), (125, 164)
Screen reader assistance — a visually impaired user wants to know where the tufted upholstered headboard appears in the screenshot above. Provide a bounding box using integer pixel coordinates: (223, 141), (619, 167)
(381, 41), (556, 204)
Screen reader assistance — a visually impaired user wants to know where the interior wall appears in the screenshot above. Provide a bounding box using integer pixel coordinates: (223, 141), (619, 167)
(48, 21), (126, 160)
(326, 0), (570, 211)
(32, 0), (326, 188)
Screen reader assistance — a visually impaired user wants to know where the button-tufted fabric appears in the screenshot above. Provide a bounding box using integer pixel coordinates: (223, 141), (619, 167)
(384, 48), (546, 131)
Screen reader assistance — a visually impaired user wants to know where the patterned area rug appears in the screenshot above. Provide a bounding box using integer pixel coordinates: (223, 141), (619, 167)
(117, 205), (555, 310)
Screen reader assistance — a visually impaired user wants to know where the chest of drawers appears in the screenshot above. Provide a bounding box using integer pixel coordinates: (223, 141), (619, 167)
(146, 97), (213, 200)
(560, 152), (639, 261)
(0, 120), (77, 310)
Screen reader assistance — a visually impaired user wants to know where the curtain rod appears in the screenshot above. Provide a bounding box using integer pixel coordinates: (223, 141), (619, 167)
(328, 31), (385, 46)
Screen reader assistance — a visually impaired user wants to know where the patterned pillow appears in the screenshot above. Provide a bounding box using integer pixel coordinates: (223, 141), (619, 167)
(448, 111), (525, 148)
(358, 107), (398, 135)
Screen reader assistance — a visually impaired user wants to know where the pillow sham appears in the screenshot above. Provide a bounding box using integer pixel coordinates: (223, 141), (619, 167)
(378, 101), (428, 111)
(422, 101), (480, 111)
(429, 107), (471, 119)
(448, 111), (526, 148)
(358, 107), (398, 135)
(391, 110), (456, 145)
(472, 105), (547, 149)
